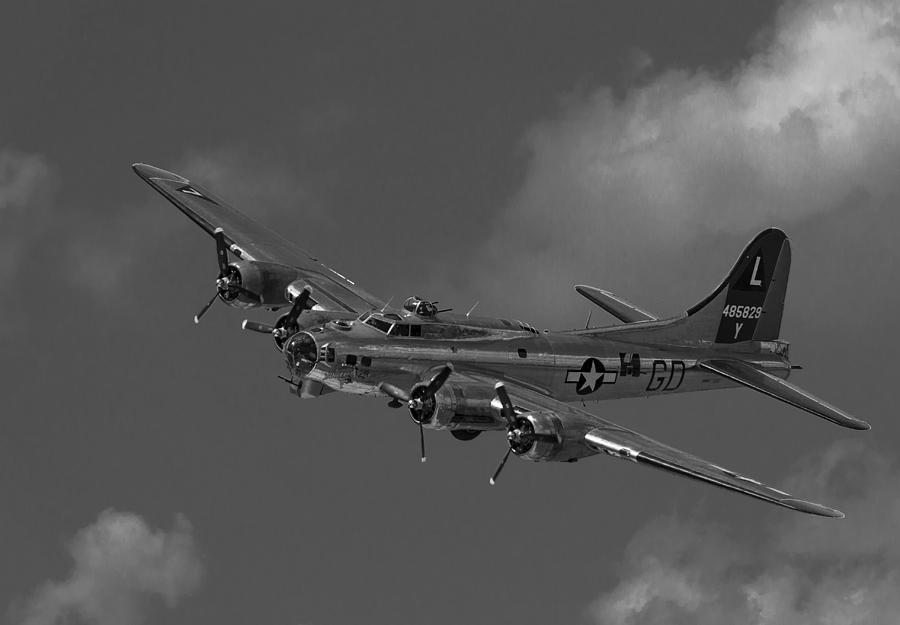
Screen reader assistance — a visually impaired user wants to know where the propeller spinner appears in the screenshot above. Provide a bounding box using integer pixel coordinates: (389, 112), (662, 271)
(241, 287), (313, 348)
(194, 228), (259, 324)
(489, 382), (535, 485)
(378, 363), (454, 463)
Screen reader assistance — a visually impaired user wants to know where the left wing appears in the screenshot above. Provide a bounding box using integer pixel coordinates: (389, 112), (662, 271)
(455, 371), (843, 517)
(133, 163), (385, 314)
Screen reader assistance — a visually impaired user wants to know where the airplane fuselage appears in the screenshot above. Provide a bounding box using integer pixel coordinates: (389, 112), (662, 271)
(291, 317), (790, 430)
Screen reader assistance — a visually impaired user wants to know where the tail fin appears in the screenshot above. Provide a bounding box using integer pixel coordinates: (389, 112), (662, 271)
(681, 228), (791, 344)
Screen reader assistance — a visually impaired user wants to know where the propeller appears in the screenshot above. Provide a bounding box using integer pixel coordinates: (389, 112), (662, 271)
(194, 228), (259, 324)
(378, 363), (453, 463)
(241, 288), (311, 337)
(488, 382), (534, 485)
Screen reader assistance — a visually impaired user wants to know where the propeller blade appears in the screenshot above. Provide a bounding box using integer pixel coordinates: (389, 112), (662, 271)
(425, 363), (453, 397)
(378, 382), (411, 403)
(242, 320), (275, 334)
(494, 382), (516, 427)
(284, 287), (312, 325)
(489, 447), (513, 485)
(419, 421), (426, 463)
(213, 228), (229, 278)
(194, 291), (220, 324)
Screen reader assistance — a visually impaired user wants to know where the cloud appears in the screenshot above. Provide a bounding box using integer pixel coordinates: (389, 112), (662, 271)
(15, 510), (203, 625)
(588, 440), (900, 624)
(467, 0), (900, 320)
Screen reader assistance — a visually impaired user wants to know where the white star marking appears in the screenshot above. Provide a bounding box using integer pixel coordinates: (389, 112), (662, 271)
(579, 359), (604, 392)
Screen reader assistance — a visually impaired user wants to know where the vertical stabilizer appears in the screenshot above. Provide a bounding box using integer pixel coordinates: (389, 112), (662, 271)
(678, 229), (791, 344)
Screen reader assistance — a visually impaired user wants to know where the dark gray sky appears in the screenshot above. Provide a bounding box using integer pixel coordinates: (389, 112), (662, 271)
(3, 1), (899, 624)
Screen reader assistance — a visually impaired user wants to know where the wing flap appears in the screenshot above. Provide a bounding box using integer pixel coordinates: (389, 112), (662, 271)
(699, 359), (870, 431)
(574, 285), (658, 323)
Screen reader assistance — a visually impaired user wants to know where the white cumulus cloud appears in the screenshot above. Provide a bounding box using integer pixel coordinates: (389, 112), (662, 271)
(16, 510), (203, 625)
(588, 440), (900, 625)
(469, 0), (900, 320)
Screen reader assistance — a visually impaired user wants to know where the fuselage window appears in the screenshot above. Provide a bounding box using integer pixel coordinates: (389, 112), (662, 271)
(410, 325), (422, 337)
(518, 348), (527, 358)
(361, 356), (372, 367)
(345, 354), (357, 366)
(399, 324), (410, 336)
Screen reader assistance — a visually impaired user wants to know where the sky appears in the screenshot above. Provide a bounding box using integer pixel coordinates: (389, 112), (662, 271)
(2, 1), (899, 624)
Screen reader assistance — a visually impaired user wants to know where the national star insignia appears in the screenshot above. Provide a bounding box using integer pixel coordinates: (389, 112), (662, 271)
(565, 357), (616, 395)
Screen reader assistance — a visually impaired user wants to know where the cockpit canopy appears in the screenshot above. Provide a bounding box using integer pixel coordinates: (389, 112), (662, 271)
(403, 296), (438, 318)
(358, 311), (401, 333)
(358, 311), (424, 337)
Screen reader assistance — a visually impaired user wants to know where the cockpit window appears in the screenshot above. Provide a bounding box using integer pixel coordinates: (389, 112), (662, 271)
(364, 315), (393, 334)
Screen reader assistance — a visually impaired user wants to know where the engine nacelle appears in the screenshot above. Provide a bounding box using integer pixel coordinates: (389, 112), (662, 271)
(226, 261), (304, 309)
(409, 384), (497, 430)
(511, 413), (599, 463)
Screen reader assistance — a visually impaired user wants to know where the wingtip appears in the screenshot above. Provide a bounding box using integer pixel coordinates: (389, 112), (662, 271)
(131, 163), (189, 183)
(783, 498), (844, 518)
(834, 415), (871, 430)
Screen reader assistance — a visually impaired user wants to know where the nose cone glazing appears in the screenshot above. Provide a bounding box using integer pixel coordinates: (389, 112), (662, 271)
(284, 332), (318, 375)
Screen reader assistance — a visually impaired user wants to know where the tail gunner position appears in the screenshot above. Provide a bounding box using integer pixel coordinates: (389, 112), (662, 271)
(134, 163), (869, 518)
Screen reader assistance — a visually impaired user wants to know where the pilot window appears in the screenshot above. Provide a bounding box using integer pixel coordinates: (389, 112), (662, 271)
(364, 316), (393, 333)
(410, 325), (422, 337)
(326, 347), (335, 362)
(389, 323), (413, 336)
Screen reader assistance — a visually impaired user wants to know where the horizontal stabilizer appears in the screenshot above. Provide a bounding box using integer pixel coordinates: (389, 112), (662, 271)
(699, 359), (870, 430)
(575, 285), (658, 324)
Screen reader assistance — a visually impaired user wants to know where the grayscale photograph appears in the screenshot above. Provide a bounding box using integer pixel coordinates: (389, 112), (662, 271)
(2, 1), (898, 624)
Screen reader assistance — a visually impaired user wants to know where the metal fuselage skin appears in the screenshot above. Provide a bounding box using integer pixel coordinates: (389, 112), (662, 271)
(291, 313), (790, 430)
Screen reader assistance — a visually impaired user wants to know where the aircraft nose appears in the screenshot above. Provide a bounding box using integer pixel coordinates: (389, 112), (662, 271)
(284, 331), (318, 374)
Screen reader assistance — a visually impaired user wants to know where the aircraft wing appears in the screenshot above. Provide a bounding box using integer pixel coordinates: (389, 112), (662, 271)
(574, 285), (658, 323)
(698, 359), (870, 430)
(132, 163), (386, 314)
(455, 371), (842, 517)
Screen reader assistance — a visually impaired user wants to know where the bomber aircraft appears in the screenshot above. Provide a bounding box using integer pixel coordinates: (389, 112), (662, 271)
(133, 163), (869, 518)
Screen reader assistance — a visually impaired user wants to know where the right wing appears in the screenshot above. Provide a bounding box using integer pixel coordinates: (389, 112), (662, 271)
(455, 371), (843, 518)
(133, 163), (386, 314)
(699, 359), (870, 430)
(575, 285), (658, 323)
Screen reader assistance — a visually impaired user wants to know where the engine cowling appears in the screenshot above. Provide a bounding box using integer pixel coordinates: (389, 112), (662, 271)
(408, 384), (497, 430)
(225, 261), (304, 309)
(506, 413), (599, 462)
